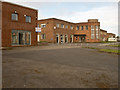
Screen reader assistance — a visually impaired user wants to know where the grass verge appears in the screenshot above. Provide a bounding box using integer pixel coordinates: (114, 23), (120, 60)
(83, 46), (120, 54)
(99, 49), (120, 54)
(109, 45), (120, 47)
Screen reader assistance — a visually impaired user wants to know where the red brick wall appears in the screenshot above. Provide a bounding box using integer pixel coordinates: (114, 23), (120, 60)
(2, 2), (38, 47)
(38, 18), (101, 43)
(74, 22), (100, 42)
(100, 30), (107, 41)
(38, 18), (74, 43)
(37, 19), (55, 43)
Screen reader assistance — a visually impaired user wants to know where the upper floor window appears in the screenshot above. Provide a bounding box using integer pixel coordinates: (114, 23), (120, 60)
(76, 26), (79, 30)
(85, 25), (88, 30)
(11, 13), (18, 21)
(81, 26), (84, 30)
(91, 25), (94, 30)
(96, 25), (98, 30)
(61, 24), (64, 28)
(56, 23), (59, 28)
(71, 25), (73, 30)
(26, 16), (31, 23)
(65, 25), (68, 29)
(41, 24), (46, 28)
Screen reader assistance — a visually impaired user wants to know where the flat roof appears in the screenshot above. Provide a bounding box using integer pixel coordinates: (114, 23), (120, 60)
(107, 33), (115, 35)
(38, 18), (75, 24)
(1, 1), (38, 11)
(100, 29), (107, 32)
(38, 18), (100, 25)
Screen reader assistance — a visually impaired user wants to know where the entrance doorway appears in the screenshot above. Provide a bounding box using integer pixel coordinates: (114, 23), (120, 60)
(12, 30), (31, 46)
(65, 35), (68, 43)
(79, 36), (86, 42)
(19, 33), (24, 44)
(56, 34), (59, 43)
(70, 35), (73, 43)
(60, 35), (64, 43)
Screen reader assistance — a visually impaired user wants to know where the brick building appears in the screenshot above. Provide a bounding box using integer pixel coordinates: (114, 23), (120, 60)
(37, 18), (101, 43)
(100, 29), (107, 41)
(107, 33), (116, 38)
(1, 1), (38, 47)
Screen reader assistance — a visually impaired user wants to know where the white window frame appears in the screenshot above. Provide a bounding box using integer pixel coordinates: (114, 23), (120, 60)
(41, 24), (46, 28)
(41, 34), (46, 39)
(76, 26), (79, 30)
(71, 25), (73, 30)
(11, 13), (18, 21)
(81, 26), (84, 30)
(61, 24), (64, 28)
(26, 16), (31, 23)
(91, 25), (94, 39)
(56, 23), (59, 28)
(65, 25), (68, 29)
(85, 25), (88, 30)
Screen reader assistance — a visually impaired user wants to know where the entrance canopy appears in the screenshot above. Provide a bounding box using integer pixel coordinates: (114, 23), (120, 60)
(74, 34), (86, 36)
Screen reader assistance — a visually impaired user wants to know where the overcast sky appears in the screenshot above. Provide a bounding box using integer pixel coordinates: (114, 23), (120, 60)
(4, 0), (119, 36)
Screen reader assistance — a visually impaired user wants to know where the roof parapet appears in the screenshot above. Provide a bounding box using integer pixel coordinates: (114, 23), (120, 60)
(88, 19), (98, 23)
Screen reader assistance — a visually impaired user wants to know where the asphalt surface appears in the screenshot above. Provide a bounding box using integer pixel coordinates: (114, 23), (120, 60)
(2, 46), (118, 88)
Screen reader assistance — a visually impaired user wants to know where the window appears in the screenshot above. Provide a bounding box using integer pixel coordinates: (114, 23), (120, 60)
(91, 25), (94, 29)
(96, 30), (98, 34)
(56, 23), (59, 27)
(81, 26), (84, 30)
(11, 30), (31, 45)
(76, 26), (79, 30)
(11, 13), (18, 21)
(41, 34), (46, 39)
(41, 24), (46, 28)
(65, 25), (68, 29)
(91, 35), (94, 39)
(71, 25), (73, 30)
(85, 25), (88, 30)
(61, 24), (64, 28)
(91, 25), (94, 39)
(96, 34), (99, 39)
(96, 26), (98, 30)
(26, 16), (31, 23)
(96, 26), (99, 39)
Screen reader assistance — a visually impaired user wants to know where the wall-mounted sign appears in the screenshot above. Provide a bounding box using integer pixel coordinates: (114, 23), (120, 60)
(35, 27), (41, 32)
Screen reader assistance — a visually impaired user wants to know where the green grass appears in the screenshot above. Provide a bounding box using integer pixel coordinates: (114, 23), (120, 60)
(39, 41), (48, 43)
(99, 49), (120, 54)
(83, 46), (120, 54)
(109, 45), (120, 47)
(99, 41), (116, 43)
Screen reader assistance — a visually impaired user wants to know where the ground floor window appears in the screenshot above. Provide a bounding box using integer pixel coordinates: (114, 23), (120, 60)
(65, 35), (68, 43)
(70, 35), (73, 43)
(41, 34), (46, 39)
(12, 30), (31, 45)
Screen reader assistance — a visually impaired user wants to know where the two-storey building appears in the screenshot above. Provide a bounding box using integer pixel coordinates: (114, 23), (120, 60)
(37, 18), (100, 43)
(1, 1), (38, 47)
(37, 18), (75, 43)
(74, 19), (100, 43)
(100, 29), (107, 41)
(107, 33), (116, 38)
